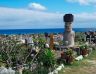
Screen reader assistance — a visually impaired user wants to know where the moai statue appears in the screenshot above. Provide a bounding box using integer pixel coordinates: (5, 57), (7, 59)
(63, 14), (75, 47)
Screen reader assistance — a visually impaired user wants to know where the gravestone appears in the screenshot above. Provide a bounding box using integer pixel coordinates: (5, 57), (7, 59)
(63, 14), (75, 47)
(85, 31), (96, 44)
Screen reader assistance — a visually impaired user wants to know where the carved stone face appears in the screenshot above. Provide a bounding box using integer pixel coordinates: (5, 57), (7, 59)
(65, 22), (72, 32)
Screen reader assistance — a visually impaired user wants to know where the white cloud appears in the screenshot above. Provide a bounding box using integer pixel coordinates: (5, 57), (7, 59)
(28, 3), (47, 11)
(0, 7), (96, 29)
(0, 7), (63, 29)
(66, 0), (96, 5)
(74, 12), (96, 28)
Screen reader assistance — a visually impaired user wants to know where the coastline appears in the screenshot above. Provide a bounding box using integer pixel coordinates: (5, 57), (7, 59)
(0, 28), (96, 34)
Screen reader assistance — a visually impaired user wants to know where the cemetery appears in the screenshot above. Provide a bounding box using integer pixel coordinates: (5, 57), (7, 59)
(0, 14), (96, 74)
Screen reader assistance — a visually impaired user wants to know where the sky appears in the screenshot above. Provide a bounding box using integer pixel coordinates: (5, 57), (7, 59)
(0, 0), (96, 29)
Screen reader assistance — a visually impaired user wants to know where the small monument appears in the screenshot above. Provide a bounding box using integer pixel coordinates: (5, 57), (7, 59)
(63, 14), (75, 47)
(49, 33), (54, 50)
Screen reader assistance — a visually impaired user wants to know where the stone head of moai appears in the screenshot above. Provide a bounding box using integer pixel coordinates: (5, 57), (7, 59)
(63, 14), (74, 32)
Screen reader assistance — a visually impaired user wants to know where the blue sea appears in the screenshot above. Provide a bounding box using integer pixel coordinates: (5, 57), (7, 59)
(0, 28), (96, 34)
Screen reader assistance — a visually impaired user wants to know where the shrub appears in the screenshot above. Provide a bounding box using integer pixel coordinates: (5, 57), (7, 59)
(65, 48), (74, 64)
(37, 48), (56, 69)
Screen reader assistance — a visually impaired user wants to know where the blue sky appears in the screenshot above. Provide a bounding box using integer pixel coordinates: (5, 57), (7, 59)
(0, 0), (95, 13)
(0, 0), (96, 29)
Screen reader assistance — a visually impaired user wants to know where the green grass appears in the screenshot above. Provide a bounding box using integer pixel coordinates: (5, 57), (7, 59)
(86, 49), (96, 60)
(59, 50), (96, 74)
(22, 50), (96, 74)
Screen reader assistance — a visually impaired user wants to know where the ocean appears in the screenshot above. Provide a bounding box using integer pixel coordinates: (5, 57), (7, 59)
(0, 28), (96, 34)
